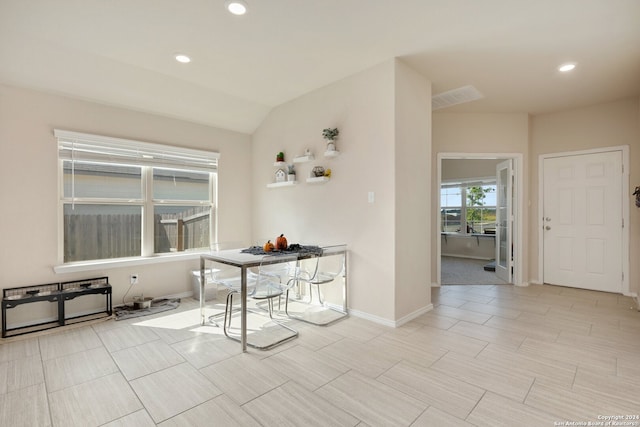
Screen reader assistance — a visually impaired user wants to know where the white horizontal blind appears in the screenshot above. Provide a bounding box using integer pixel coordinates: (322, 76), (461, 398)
(55, 129), (219, 172)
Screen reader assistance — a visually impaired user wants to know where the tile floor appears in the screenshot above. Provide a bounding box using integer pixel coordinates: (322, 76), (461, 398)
(1, 284), (640, 426)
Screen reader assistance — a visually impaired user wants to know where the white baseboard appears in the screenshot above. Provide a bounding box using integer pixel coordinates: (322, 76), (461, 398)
(115, 291), (194, 308)
(394, 304), (434, 327)
(622, 292), (639, 310)
(163, 291), (194, 300)
(347, 308), (396, 328)
(348, 304), (434, 328)
(515, 281), (531, 287)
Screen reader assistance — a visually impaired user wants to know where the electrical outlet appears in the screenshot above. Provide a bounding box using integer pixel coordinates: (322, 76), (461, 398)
(130, 274), (139, 285)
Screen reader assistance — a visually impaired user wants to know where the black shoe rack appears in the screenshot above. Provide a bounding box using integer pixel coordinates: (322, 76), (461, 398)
(2, 277), (112, 338)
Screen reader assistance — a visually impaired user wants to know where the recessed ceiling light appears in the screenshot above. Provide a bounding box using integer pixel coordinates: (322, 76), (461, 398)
(558, 63), (576, 72)
(175, 54), (191, 64)
(225, 1), (248, 15)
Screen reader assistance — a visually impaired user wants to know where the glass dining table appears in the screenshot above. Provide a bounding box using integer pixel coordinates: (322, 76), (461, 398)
(199, 245), (347, 352)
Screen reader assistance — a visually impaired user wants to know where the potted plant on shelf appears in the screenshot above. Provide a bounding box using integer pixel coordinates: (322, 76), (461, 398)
(322, 128), (339, 152)
(276, 151), (284, 162)
(287, 164), (296, 182)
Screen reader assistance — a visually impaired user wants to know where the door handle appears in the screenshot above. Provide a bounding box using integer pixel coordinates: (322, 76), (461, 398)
(545, 225), (551, 230)
(545, 217), (551, 222)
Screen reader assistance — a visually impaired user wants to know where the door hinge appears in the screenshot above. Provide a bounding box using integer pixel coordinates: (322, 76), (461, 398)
(622, 218), (624, 228)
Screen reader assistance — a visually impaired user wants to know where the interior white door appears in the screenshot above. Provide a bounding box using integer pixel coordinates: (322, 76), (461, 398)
(542, 151), (622, 292)
(495, 159), (513, 283)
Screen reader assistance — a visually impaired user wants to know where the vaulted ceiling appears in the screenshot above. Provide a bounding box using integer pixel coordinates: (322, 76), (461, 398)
(1, 0), (638, 134)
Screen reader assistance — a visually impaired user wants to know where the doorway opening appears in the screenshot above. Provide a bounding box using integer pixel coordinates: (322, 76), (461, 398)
(436, 153), (524, 286)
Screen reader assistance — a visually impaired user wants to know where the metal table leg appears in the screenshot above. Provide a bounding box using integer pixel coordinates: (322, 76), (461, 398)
(241, 265), (247, 352)
(200, 257), (206, 325)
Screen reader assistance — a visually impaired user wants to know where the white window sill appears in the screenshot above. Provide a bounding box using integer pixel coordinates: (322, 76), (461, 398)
(53, 251), (206, 274)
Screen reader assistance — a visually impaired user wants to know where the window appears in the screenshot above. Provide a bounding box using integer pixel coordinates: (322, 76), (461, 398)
(440, 182), (496, 234)
(152, 168), (212, 254)
(57, 130), (218, 263)
(466, 185), (496, 234)
(62, 162), (143, 261)
(440, 186), (462, 232)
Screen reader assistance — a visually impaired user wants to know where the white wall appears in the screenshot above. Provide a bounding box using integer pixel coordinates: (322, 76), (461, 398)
(432, 98), (640, 296)
(0, 84), (252, 316)
(393, 60), (432, 320)
(529, 97), (640, 294)
(5, 76), (635, 332)
(251, 59), (432, 323)
(432, 113), (530, 284)
(0, 60), (434, 328)
(442, 159), (502, 182)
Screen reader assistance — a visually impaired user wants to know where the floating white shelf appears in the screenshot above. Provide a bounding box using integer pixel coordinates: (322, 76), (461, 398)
(306, 176), (330, 184)
(273, 161), (287, 167)
(267, 181), (297, 188)
(293, 155), (314, 163)
(324, 150), (340, 158)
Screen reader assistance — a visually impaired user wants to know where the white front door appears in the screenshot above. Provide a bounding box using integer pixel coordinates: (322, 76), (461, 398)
(495, 160), (513, 283)
(542, 151), (622, 292)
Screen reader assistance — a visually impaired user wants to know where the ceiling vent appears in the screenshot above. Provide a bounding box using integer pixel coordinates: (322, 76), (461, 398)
(432, 85), (484, 110)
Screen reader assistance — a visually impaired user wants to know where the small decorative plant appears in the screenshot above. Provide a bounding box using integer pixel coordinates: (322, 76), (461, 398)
(287, 164), (296, 175)
(322, 128), (339, 141)
(276, 151), (284, 162)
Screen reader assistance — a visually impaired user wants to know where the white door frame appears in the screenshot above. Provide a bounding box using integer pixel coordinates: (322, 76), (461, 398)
(436, 152), (524, 286)
(538, 146), (630, 294)
(495, 159), (513, 284)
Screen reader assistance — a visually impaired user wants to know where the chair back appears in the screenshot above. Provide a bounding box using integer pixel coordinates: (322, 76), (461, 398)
(302, 244), (346, 283)
(253, 254), (299, 296)
(210, 241), (247, 279)
(207, 241), (246, 284)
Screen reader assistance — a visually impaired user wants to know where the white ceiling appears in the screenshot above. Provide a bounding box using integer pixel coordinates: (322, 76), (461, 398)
(1, 0), (639, 134)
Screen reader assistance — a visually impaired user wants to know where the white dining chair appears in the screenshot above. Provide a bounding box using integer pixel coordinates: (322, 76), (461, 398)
(211, 254), (299, 349)
(285, 244), (348, 325)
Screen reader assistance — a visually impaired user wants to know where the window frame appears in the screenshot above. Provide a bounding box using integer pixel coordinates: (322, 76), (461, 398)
(440, 181), (496, 235)
(150, 167), (215, 255)
(55, 130), (218, 269)
(440, 186), (465, 233)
